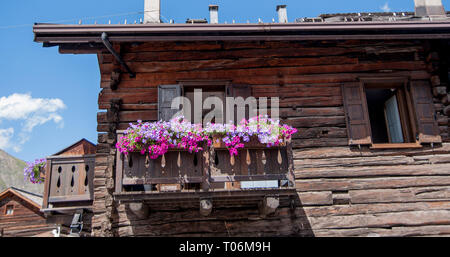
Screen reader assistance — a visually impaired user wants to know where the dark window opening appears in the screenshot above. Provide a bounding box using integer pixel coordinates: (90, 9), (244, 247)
(184, 85), (226, 124)
(365, 85), (415, 144)
(183, 183), (202, 191)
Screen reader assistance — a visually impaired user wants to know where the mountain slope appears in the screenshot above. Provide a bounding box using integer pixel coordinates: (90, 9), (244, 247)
(0, 149), (44, 195)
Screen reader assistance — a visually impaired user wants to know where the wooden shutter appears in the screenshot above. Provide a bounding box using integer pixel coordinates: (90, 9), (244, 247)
(342, 82), (372, 145)
(409, 80), (442, 143)
(158, 85), (182, 121)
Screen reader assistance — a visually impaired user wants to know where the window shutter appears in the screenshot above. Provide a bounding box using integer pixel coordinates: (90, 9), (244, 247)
(342, 82), (372, 145)
(409, 80), (442, 144)
(158, 85), (182, 121)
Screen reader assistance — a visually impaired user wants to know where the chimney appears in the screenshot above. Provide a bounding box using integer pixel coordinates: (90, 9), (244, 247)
(209, 5), (219, 24)
(277, 5), (288, 23)
(144, 0), (161, 23)
(414, 0), (446, 17)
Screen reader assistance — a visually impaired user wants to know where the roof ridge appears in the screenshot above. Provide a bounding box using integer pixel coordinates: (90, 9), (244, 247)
(10, 186), (43, 198)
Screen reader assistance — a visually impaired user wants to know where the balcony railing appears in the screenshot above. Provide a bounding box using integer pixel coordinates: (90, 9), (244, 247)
(42, 155), (95, 212)
(114, 131), (296, 210)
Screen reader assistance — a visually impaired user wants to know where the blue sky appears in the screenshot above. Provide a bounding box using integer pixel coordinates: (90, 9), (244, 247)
(1, 0), (449, 162)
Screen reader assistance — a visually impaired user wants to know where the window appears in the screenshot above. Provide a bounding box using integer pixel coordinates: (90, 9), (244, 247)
(342, 78), (441, 148)
(5, 205), (13, 215)
(184, 83), (226, 124)
(365, 84), (414, 144)
(158, 81), (252, 124)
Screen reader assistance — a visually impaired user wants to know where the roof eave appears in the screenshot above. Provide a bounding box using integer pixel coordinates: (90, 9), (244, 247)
(33, 22), (450, 53)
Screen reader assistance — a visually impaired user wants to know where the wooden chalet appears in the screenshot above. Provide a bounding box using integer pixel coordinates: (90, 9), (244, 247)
(33, 0), (450, 237)
(0, 187), (57, 237)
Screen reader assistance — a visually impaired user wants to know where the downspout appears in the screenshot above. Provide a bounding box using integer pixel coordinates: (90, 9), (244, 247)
(101, 32), (136, 78)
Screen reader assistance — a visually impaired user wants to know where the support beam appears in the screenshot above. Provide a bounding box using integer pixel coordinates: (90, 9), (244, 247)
(259, 196), (279, 217)
(101, 32), (135, 80)
(128, 202), (149, 219)
(199, 199), (213, 216)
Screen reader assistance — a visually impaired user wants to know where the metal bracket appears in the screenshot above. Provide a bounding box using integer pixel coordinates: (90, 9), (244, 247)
(69, 209), (84, 237)
(101, 32), (135, 79)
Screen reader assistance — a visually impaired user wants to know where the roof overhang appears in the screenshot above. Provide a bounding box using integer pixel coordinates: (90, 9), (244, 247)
(0, 188), (43, 211)
(33, 21), (450, 53)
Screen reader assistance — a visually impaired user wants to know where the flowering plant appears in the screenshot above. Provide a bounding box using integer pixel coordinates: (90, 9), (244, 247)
(116, 115), (297, 158)
(205, 115), (298, 156)
(24, 158), (46, 184)
(116, 116), (210, 159)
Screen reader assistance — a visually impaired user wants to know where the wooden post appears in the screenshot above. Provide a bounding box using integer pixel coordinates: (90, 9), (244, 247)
(199, 199), (213, 217)
(286, 141), (295, 188)
(259, 196), (279, 217)
(128, 202), (149, 219)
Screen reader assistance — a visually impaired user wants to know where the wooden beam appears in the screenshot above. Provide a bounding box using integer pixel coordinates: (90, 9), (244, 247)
(58, 43), (105, 54)
(199, 199), (213, 216)
(259, 196), (279, 217)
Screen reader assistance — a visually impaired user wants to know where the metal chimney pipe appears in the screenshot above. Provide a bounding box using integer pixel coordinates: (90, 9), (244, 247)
(209, 5), (219, 24)
(414, 0), (446, 17)
(277, 5), (288, 23)
(144, 0), (161, 23)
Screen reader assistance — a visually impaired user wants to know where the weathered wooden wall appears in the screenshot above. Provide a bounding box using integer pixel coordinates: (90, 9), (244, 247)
(92, 39), (450, 237)
(0, 193), (56, 237)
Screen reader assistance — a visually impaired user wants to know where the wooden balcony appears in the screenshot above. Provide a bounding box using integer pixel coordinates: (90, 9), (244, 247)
(41, 139), (95, 214)
(114, 132), (296, 213)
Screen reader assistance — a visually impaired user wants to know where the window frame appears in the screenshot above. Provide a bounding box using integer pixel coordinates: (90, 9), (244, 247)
(5, 205), (14, 215)
(361, 77), (418, 147)
(343, 77), (440, 149)
(178, 80), (231, 123)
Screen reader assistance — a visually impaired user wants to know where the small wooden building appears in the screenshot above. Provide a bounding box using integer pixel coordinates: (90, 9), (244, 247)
(33, 1), (450, 237)
(41, 138), (96, 236)
(0, 187), (57, 237)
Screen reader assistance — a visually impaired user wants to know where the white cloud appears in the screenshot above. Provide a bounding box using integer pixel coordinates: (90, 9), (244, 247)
(380, 2), (391, 12)
(0, 128), (14, 150)
(0, 93), (66, 152)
